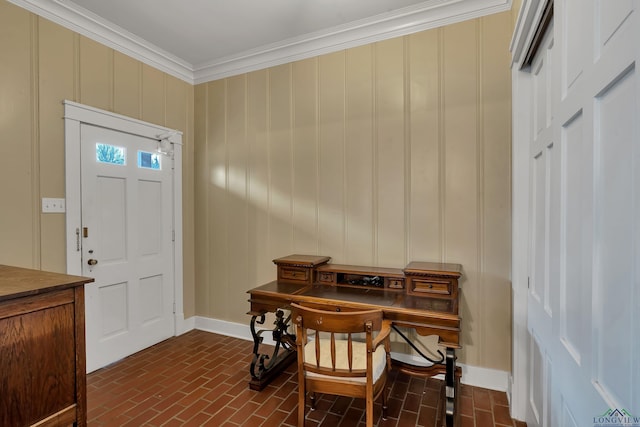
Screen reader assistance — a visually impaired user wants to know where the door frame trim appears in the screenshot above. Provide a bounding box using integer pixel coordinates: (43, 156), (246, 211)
(63, 100), (185, 335)
(510, 0), (553, 420)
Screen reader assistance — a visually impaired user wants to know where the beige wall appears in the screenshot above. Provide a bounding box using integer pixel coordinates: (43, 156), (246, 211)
(0, 0), (196, 317)
(1, 0), (515, 372)
(194, 11), (514, 371)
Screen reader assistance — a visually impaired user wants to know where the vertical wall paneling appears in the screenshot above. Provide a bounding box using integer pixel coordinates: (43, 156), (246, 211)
(292, 58), (319, 254)
(79, 36), (112, 111)
(318, 53), (346, 259)
(181, 82), (196, 318)
(268, 65), (294, 257)
(195, 12), (515, 371)
(226, 75), (249, 317)
(479, 12), (513, 370)
(443, 20), (480, 364)
(141, 64), (166, 125)
(408, 30), (442, 263)
(30, 15), (41, 269)
(0, 2), (35, 267)
(344, 46), (375, 265)
(375, 38), (406, 267)
(194, 84), (210, 316)
(38, 18), (75, 271)
(113, 52), (141, 119)
(246, 70), (271, 284)
(1, 2), (195, 317)
(207, 80), (228, 317)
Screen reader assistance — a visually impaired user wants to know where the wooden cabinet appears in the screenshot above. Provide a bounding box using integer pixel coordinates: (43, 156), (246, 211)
(404, 261), (462, 300)
(0, 265), (93, 427)
(273, 254), (330, 285)
(273, 256), (462, 301)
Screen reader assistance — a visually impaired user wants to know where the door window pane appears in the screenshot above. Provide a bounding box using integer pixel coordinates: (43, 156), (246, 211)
(96, 143), (126, 165)
(137, 151), (161, 170)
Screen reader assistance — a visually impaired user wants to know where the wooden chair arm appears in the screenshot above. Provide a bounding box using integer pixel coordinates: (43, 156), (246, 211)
(371, 319), (392, 350)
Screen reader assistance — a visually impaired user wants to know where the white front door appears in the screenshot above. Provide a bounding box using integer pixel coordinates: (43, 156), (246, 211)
(81, 123), (175, 372)
(519, 1), (640, 426)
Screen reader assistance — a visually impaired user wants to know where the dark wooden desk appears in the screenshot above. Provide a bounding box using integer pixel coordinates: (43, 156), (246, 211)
(0, 265), (93, 427)
(247, 255), (463, 427)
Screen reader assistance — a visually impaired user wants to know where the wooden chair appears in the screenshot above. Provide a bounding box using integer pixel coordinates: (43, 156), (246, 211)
(290, 303), (392, 427)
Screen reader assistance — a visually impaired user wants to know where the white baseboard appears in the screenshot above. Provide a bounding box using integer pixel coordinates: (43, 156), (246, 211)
(175, 314), (195, 335)
(188, 315), (510, 393)
(194, 315), (255, 341)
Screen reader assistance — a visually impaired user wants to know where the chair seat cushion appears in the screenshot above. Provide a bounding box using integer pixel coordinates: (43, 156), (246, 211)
(303, 339), (387, 384)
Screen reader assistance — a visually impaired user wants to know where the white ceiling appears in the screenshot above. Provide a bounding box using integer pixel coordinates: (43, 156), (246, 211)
(9, 0), (511, 83)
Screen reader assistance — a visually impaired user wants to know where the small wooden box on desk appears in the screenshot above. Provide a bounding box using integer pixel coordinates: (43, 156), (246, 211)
(275, 256), (463, 301)
(0, 265), (93, 427)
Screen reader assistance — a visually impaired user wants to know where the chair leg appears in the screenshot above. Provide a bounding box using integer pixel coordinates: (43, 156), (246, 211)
(366, 396), (374, 427)
(381, 384), (388, 420)
(298, 383), (305, 426)
(310, 392), (316, 410)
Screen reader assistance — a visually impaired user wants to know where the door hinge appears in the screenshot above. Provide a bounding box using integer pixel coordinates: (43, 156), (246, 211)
(172, 230), (175, 242)
(173, 302), (176, 314)
(527, 277), (530, 289)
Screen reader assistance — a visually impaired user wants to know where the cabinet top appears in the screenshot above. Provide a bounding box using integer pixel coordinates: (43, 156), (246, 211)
(272, 254), (331, 267)
(403, 261), (462, 277)
(0, 265), (93, 302)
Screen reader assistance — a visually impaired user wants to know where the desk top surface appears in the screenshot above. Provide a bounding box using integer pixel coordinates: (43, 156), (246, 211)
(249, 280), (458, 320)
(0, 265), (93, 302)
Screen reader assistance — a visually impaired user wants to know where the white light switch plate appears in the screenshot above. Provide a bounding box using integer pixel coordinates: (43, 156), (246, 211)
(42, 197), (66, 213)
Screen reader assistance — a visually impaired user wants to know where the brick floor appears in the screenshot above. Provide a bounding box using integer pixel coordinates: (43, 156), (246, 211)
(87, 330), (526, 427)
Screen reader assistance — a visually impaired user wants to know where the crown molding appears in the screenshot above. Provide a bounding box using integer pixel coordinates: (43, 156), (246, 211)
(9, 0), (511, 85)
(7, 0), (194, 83)
(193, 0), (512, 83)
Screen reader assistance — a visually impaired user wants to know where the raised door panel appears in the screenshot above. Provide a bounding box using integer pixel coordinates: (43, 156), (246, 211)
(596, 0), (634, 55)
(593, 67), (637, 410)
(562, 0), (585, 94)
(559, 111), (590, 367)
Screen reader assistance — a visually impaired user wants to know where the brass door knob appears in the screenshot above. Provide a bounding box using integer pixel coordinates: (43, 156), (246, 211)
(87, 259), (98, 266)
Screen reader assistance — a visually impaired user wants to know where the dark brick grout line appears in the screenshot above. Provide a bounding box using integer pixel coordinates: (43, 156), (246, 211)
(87, 330), (526, 427)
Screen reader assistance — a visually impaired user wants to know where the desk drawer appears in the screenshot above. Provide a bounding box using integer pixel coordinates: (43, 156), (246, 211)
(407, 278), (452, 296)
(278, 267), (310, 283)
(318, 271), (335, 284)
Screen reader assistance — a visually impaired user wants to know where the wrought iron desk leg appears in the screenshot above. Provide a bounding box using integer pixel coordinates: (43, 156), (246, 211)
(248, 310), (297, 391)
(445, 347), (457, 427)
